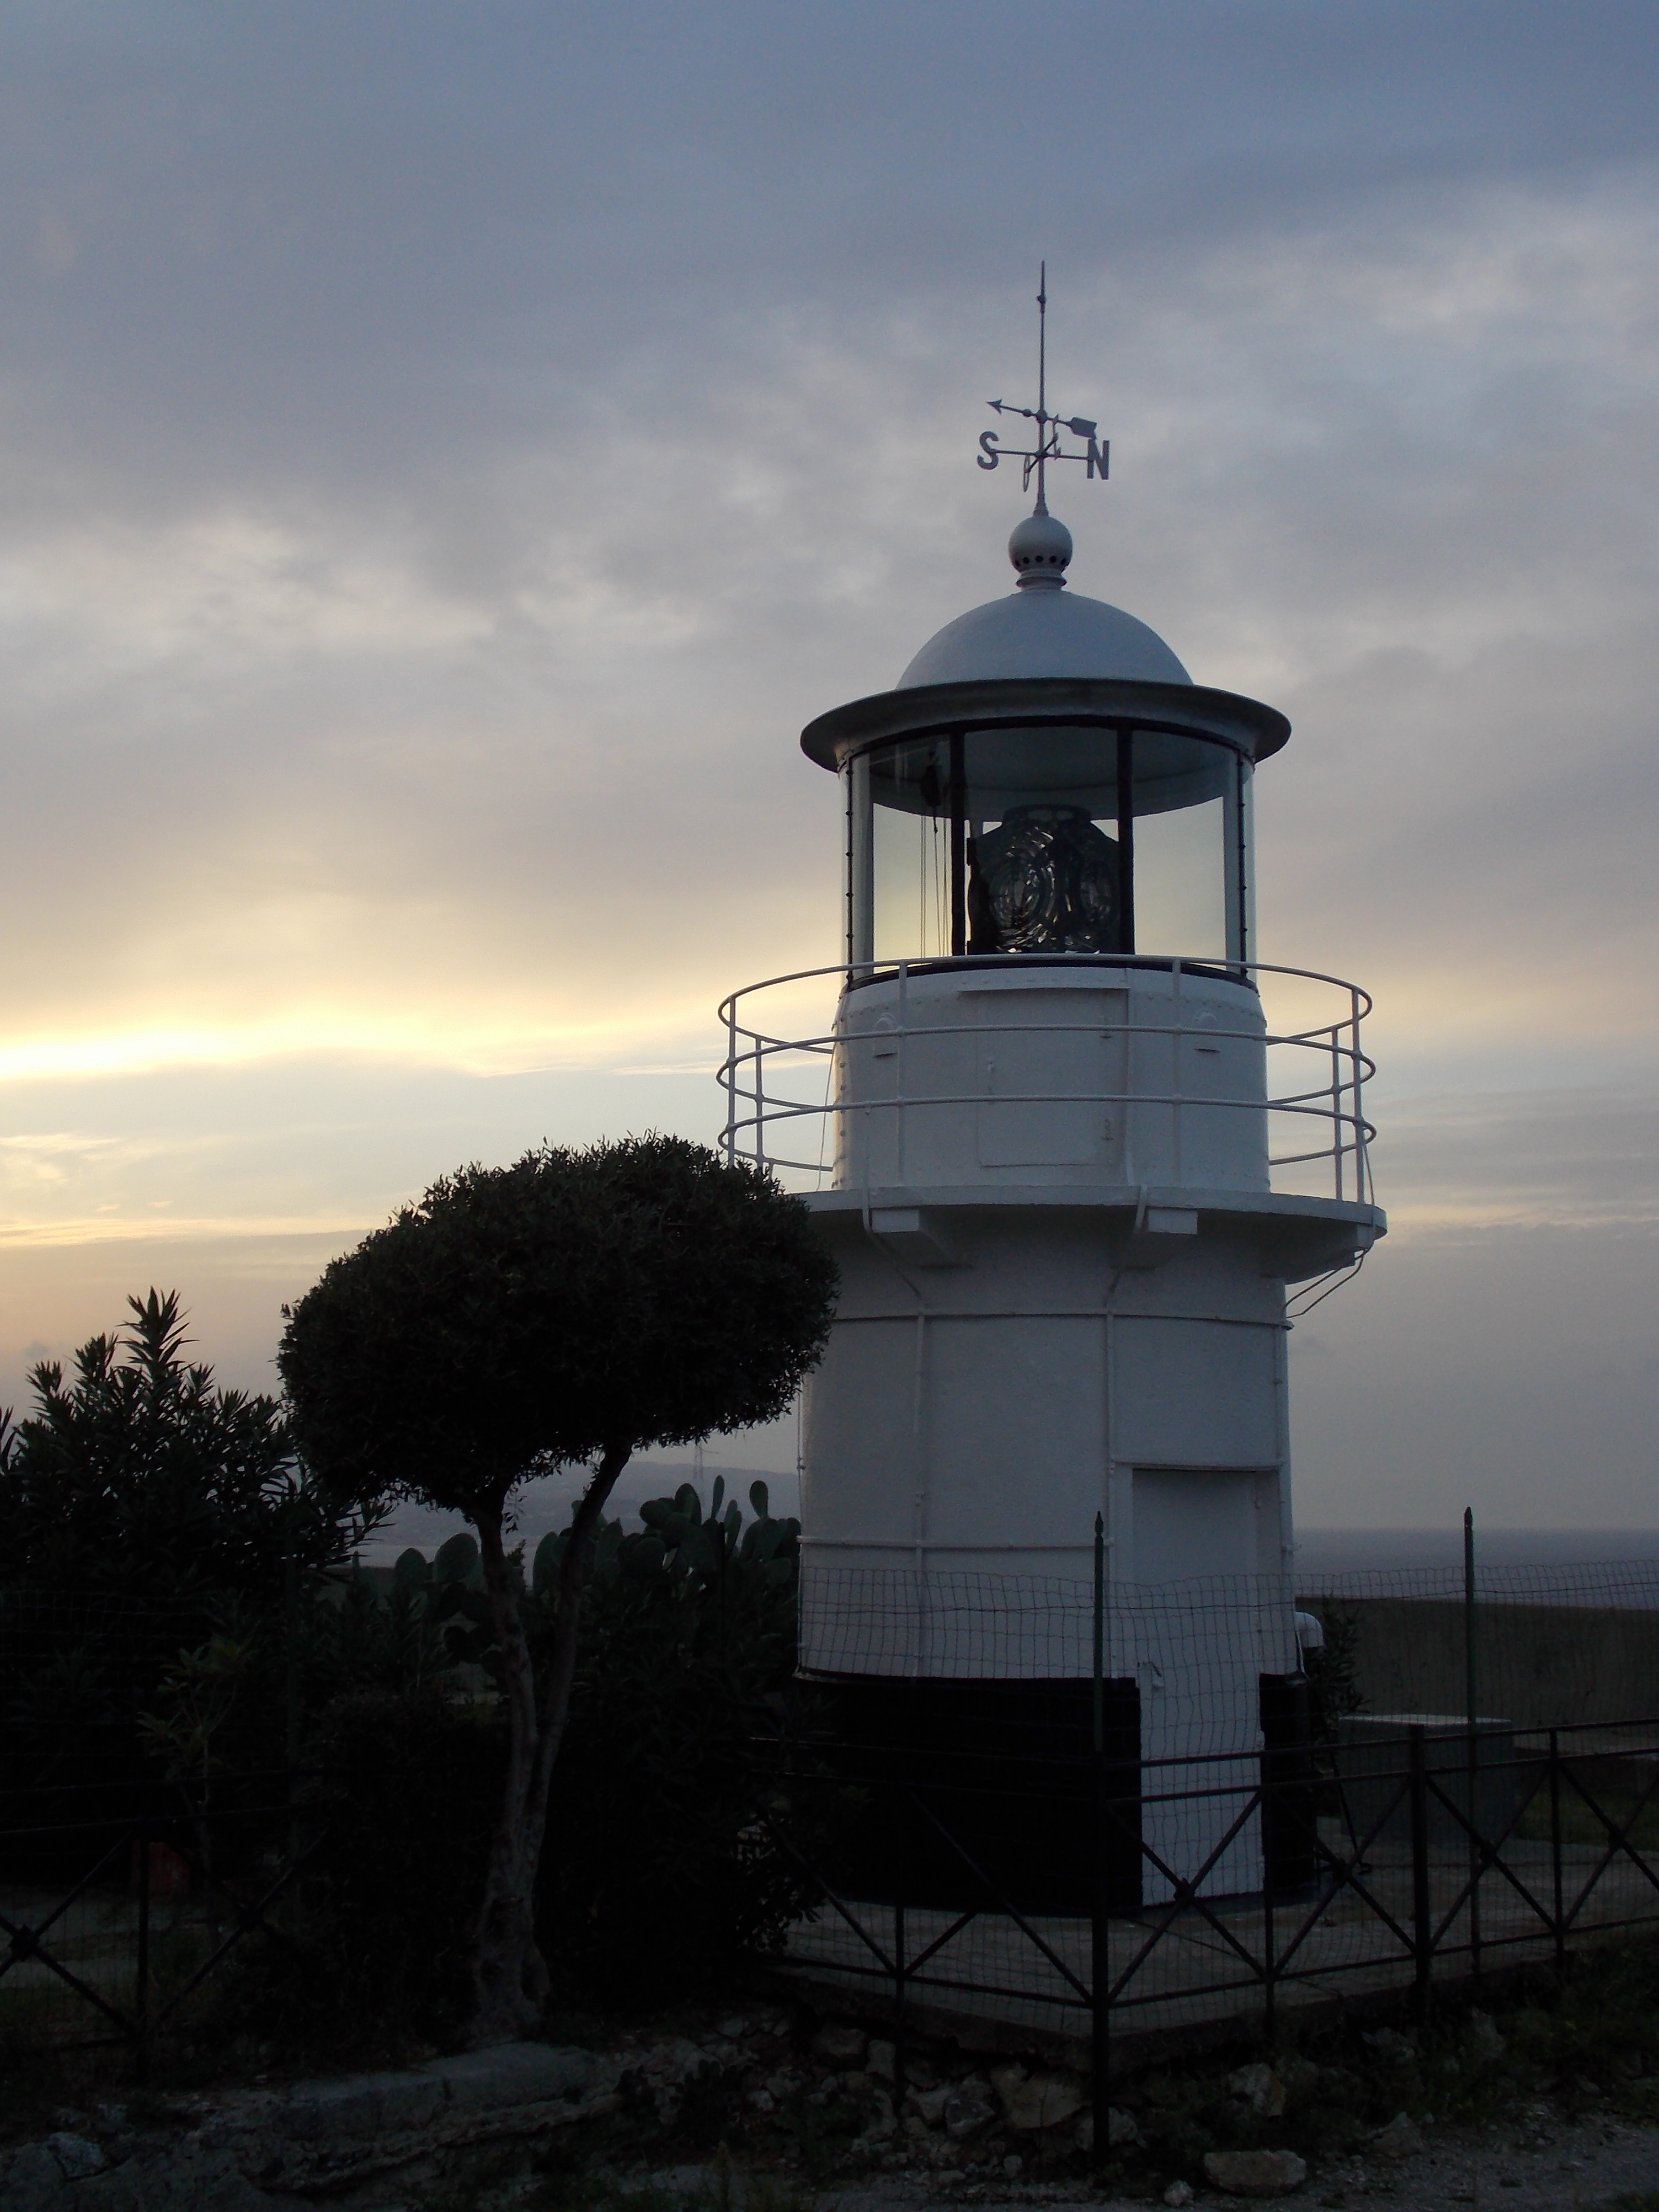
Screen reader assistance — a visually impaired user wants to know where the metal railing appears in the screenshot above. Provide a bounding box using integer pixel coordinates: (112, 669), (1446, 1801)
(754, 1714), (1659, 2167)
(0, 1765), (314, 2050)
(718, 955), (1376, 1207)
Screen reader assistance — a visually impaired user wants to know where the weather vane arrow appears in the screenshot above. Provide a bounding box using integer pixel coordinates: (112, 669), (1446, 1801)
(976, 263), (1108, 506)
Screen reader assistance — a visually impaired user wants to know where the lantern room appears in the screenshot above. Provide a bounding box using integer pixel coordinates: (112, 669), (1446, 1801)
(805, 511), (1288, 974)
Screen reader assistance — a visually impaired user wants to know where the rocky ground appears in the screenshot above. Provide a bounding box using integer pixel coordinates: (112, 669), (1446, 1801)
(4, 1982), (1659, 2210)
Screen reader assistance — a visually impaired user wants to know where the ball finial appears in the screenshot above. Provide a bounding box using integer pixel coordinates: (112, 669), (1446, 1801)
(1008, 508), (1073, 591)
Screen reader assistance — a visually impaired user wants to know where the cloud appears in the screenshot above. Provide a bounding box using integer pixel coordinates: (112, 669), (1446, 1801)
(0, 6), (1655, 1521)
(5, 175), (1657, 1081)
(1375, 1083), (1659, 1228)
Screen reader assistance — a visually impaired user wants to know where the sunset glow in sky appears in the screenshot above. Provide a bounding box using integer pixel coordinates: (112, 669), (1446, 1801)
(1, 3), (1655, 1527)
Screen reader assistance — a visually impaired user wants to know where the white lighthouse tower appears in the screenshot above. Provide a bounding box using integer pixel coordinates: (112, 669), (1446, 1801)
(721, 287), (1384, 1904)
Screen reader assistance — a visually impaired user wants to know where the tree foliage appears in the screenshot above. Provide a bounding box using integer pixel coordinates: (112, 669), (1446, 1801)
(276, 1134), (837, 2045)
(277, 1136), (837, 1521)
(0, 1289), (371, 1608)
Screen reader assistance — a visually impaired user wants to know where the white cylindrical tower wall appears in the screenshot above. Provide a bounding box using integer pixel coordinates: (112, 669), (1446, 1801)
(832, 962), (1269, 1196)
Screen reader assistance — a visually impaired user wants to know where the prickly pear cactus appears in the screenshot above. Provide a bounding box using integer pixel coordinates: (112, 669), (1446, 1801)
(432, 1530), (481, 1587)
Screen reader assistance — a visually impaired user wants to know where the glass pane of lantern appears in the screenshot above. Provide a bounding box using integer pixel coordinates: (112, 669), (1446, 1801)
(856, 723), (1244, 967)
(962, 726), (1125, 956)
(870, 735), (951, 962)
(1133, 792), (1227, 961)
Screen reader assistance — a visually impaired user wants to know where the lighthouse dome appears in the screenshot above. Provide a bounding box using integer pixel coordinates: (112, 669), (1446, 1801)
(897, 508), (1191, 689)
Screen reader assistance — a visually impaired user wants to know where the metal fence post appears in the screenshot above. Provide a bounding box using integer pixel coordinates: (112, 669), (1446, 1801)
(1549, 1727), (1566, 1976)
(1274, 1805), (1283, 2044)
(893, 1783), (908, 2112)
(1091, 1511), (1110, 2168)
(285, 1544), (301, 1767)
(1464, 1507), (1481, 1980)
(134, 1814), (152, 2071)
(1410, 1725), (1432, 2018)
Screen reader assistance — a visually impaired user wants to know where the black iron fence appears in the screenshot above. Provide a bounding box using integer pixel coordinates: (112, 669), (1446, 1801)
(0, 1767), (312, 2052)
(756, 1713), (1659, 2141)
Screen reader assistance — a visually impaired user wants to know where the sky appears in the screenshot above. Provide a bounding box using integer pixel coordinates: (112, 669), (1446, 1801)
(0, 1), (1654, 1535)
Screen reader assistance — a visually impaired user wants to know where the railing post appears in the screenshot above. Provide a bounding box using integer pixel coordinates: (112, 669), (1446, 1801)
(134, 1813), (152, 2068)
(1350, 986), (1366, 1202)
(723, 995), (738, 1164)
(285, 1538), (303, 1932)
(1262, 1784), (1276, 2045)
(1092, 1512), (1110, 2169)
(752, 1036), (766, 1166)
(1464, 1507), (1481, 1982)
(893, 1787), (908, 2111)
(1549, 1727), (1566, 1976)
(896, 960), (910, 1186)
(1331, 1027), (1344, 1203)
(1169, 960), (1183, 1186)
(1410, 1725), (1432, 2018)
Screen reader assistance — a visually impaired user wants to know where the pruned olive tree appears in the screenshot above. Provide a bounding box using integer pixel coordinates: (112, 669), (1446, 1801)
(276, 1135), (837, 2046)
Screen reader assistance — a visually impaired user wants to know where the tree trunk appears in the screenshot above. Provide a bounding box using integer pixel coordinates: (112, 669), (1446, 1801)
(466, 1443), (631, 2047)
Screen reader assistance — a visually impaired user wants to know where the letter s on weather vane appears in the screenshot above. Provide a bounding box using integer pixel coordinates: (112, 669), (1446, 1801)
(977, 431), (1000, 471)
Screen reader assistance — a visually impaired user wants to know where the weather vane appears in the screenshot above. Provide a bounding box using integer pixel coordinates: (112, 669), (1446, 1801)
(976, 262), (1107, 508)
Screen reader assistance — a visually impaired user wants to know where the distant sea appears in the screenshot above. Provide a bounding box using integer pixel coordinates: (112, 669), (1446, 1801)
(363, 1487), (1659, 1575)
(1292, 1528), (1659, 1573)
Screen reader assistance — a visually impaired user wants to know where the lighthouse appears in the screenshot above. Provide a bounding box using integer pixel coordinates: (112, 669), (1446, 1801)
(720, 284), (1385, 1905)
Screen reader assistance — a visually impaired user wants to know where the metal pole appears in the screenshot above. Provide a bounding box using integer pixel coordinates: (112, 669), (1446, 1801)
(1409, 1725), (1431, 2019)
(1351, 986), (1367, 1202)
(1169, 961), (1183, 1187)
(1093, 1512), (1106, 1752)
(1262, 1843), (1276, 2045)
(949, 732), (967, 958)
(1092, 1512), (1110, 2169)
(1115, 730), (1135, 953)
(1549, 1728), (1566, 1976)
(284, 1544), (300, 1768)
(1465, 1506), (1481, 1980)
(724, 996), (738, 1162)
(134, 1814), (151, 2069)
(285, 1534), (302, 1932)
(893, 1794), (908, 2111)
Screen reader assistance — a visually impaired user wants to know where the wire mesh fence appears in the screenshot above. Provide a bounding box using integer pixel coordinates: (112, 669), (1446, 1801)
(1296, 1562), (1659, 1732)
(766, 1547), (1659, 2124)
(0, 1593), (313, 2050)
(756, 1715), (1659, 2104)
(801, 1567), (1301, 1683)
(7, 1556), (1659, 2063)
(0, 1764), (311, 2051)
(799, 1557), (1659, 1750)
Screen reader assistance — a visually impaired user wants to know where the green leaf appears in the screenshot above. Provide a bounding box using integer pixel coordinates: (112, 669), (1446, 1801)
(433, 1531), (481, 1586)
(532, 1530), (564, 1595)
(622, 1533), (668, 1578)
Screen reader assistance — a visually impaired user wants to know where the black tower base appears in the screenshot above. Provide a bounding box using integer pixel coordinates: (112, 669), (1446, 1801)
(808, 1673), (1143, 1916)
